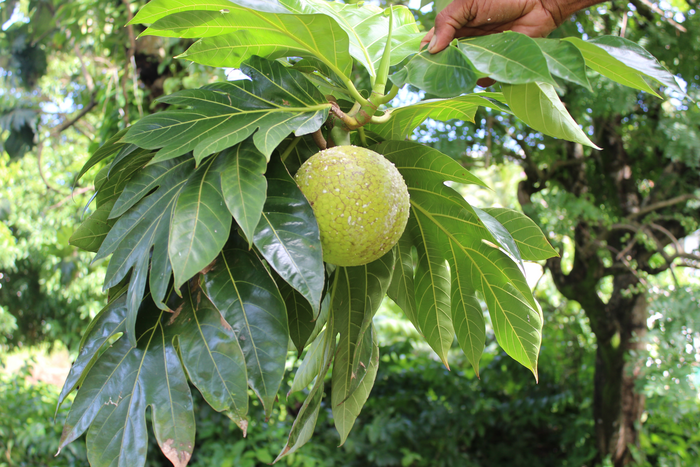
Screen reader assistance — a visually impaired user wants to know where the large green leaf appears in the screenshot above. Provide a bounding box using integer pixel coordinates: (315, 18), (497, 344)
(141, 4), (353, 79)
(390, 45), (477, 98)
(56, 294), (127, 415)
(562, 37), (661, 97)
(588, 36), (684, 96)
(202, 247), (288, 417)
(277, 274), (315, 356)
(74, 128), (128, 183)
(535, 38), (592, 91)
(289, 328), (327, 394)
(219, 140), (268, 246)
(131, 0), (288, 24)
(332, 323), (379, 445)
(409, 210), (453, 367)
(473, 206), (523, 270)
(169, 155), (232, 290)
(330, 252), (393, 411)
(367, 93), (508, 140)
(94, 156), (195, 336)
(285, 0), (422, 82)
(501, 82), (599, 148)
(71, 148), (154, 253)
(171, 286), (249, 431)
(448, 256), (485, 376)
(457, 32), (555, 85)
(481, 207), (558, 261)
(378, 140), (542, 377)
(253, 155), (324, 312)
(386, 231), (419, 332)
(275, 318), (335, 462)
(59, 308), (195, 467)
(123, 57), (331, 162)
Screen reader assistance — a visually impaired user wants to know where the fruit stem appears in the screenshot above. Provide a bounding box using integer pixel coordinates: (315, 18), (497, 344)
(279, 137), (301, 162)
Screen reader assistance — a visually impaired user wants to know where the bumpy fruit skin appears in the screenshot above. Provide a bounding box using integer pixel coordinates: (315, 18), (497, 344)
(295, 145), (410, 267)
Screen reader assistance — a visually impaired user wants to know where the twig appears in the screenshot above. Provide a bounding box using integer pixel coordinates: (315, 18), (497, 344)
(634, 0), (687, 32)
(35, 141), (64, 194)
(48, 186), (95, 209)
(627, 194), (698, 219)
(50, 95), (97, 136)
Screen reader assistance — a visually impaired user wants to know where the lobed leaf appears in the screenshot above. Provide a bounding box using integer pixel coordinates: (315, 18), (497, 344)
(59, 308), (195, 467)
(219, 140), (268, 246)
(253, 155), (324, 313)
(170, 286), (249, 431)
(202, 247), (289, 417)
(378, 140), (542, 377)
(123, 57), (330, 162)
(330, 252), (393, 410)
(143, 6), (353, 79)
(169, 155), (232, 290)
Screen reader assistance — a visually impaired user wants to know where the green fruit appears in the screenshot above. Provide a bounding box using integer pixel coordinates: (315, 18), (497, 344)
(295, 145), (410, 267)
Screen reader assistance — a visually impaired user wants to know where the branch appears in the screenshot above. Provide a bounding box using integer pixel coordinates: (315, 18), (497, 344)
(631, 0), (688, 32)
(50, 95), (97, 136)
(627, 194), (698, 220)
(48, 186), (95, 210)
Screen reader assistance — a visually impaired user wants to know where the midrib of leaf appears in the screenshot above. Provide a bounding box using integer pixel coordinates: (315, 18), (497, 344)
(258, 211), (315, 307)
(220, 252), (269, 397)
(446, 239), (480, 371)
(186, 289), (240, 411)
(411, 204), (450, 368)
(410, 199), (537, 369)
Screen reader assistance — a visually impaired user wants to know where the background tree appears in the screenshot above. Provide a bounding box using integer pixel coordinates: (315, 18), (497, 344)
(426, 2), (700, 464)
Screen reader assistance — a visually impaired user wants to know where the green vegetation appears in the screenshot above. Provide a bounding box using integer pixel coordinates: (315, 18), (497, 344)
(1, 0), (698, 466)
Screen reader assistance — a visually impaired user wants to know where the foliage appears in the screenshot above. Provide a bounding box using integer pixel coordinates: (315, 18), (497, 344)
(0, 363), (86, 467)
(38, 0), (686, 464)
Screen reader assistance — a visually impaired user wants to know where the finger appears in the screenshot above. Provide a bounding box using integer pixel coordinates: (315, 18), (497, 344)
(429, 0), (474, 53)
(420, 27), (435, 50)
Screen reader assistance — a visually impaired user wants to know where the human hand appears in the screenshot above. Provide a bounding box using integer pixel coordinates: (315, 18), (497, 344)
(420, 0), (596, 54)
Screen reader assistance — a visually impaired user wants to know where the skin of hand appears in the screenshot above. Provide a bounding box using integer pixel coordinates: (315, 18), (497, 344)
(420, 0), (602, 86)
(421, 0), (561, 54)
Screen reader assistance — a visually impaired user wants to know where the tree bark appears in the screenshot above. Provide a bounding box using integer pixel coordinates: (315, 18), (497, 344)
(592, 288), (647, 465)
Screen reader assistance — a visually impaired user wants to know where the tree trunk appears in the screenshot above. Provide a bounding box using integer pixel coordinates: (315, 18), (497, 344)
(592, 277), (648, 466)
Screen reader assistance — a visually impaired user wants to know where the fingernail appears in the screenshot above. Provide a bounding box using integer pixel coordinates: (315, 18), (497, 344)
(428, 35), (437, 53)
